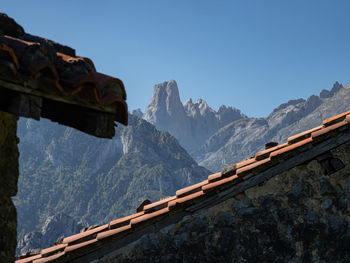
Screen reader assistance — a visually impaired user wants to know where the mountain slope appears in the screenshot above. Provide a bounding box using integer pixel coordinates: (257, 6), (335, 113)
(193, 82), (350, 172)
(14, 114), (211, 238)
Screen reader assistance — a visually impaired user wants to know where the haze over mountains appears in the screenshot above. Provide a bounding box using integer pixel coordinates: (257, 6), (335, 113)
(16, 79), (350, 255)
(15, 115), (210, 244)
(141, 80), (349, 172)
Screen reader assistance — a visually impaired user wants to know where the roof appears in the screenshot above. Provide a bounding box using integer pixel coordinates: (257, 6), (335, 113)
(0, 13), (127, 138)
(17, 109), (350, 262)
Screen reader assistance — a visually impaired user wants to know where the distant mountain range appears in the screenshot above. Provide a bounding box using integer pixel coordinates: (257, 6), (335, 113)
(15, 114), (210, 250)
(15, 79), (350, 255)
(141, 80), (349, 172)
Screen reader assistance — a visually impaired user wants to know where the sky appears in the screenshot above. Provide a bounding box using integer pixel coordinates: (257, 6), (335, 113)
(2, 1), (350, 117)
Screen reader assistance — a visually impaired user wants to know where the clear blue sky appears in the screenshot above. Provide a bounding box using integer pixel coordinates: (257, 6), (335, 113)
(2, 1), (350, 117)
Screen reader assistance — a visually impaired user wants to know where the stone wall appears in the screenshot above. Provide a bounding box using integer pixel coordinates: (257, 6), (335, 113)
(0, 111), (19, 262)
(100, 142), (350, 262)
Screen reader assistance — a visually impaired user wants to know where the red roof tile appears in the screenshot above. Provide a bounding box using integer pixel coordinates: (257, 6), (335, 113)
(168, 190), (206, 210)
(32, 252), (65, 263)
(136, 199), (152, 213)
(208, 172), (223, 183)
(16, 110), (350, 263)
(270, 137), (313, 159)
(202, 175), (240, 193)
(62, 224), (108, 245)
(235, 157), (256, 169)
(322, 110), (350, 127)
(0, 14), (127, 138)
(109, 212), (144, 229)
(287, 126), (323, 144)
(16, 254), (42, 263)
(64, 239), (98, 253)
(130, 207), (170, 225)
(236, 157), (272, 178)
(41, 244), (67, 257)
(97, 225), (131, 241)
(255, 143), (288, 161)
(176, 180), (208, 198)
(143, 196), (176, 213)
(312, 120), (349, 139)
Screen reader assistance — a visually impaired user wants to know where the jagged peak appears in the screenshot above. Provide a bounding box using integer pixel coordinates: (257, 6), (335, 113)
(270, 98), (305, 114)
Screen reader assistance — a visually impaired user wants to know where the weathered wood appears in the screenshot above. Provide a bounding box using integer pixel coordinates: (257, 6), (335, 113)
(0, 79), (118, 114)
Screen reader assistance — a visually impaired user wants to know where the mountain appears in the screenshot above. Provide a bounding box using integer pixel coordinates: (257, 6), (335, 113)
(14, 114), (211, 239)
(193, 82), (350, 172)
(143, 80), (245, 152)
(16, 213), (86, 256)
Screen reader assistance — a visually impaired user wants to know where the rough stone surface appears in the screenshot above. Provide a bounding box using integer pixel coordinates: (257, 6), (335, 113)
(143, 80), (245, 153)
(16, 213), (87, 256)
(0, 111), (19, 263)
(0, 196), (17, 262)
(0, 111), (19, 197)
(98, 141), (350, 263)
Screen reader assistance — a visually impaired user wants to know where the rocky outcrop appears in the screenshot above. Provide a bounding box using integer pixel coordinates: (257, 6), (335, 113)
(131, 108), (143, 118)
(0, 111), (19, 263)
(100, 140), (350, 263)
(143, 80), (193, 149)
(16, 213), (86, 256)
(194, 82), (349, 172)
(15, 114), (211, 240)
(143, 80), (245, 152)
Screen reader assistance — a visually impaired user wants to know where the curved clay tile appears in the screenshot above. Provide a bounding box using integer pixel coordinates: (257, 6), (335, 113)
(91, 72), (126, 100)
(0, 43), (19, 69)
(0, 13), (128, 138)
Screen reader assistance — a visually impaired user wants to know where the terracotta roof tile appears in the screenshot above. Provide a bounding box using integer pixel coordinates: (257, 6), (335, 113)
(208, 172), (223, 183)
(109, 212), (144, 229)
(270, 137), (313, 159)
(322, 110), (350, 127)
(287, 126), (323, 144)
(97, 225), (132, 241)
(255, 143), (288, 161)
(16, 254), (42, 263)
(202, 175), (241, 193)
(41, 244), (67, 257)
(168, 190), (206, 210)
(32, 252), (65, 263)
(62, 224), (108, 245)
(130, 207), (170, 225)
(235, 157), (256, 169)
(143, 196), (176, 213)
(17, 110), (350, 263)
(0, 15), (127, 138)
(64, 239), (98, 253)
(236, 157), (272, 178)
(136, 199), (152, 213)
(176, 180), (208, 198)
(312, 119), (349, 139)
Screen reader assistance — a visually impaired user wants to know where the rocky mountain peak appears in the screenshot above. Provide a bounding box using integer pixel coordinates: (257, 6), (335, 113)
(143, 80), (191, 147)
(131, 108), (143, 118)
(320, 81), (343, 98)
(143, 80), (245, 152)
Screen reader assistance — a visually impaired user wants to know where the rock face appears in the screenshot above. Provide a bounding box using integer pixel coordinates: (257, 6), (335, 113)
(15, 114), (210, 240)
(194, 82), (350, 172)
(143, 80), (245, 152)
(0, 111), (19, 263)
(99, 141), (350, 263)
(16, 213), (86, 256)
